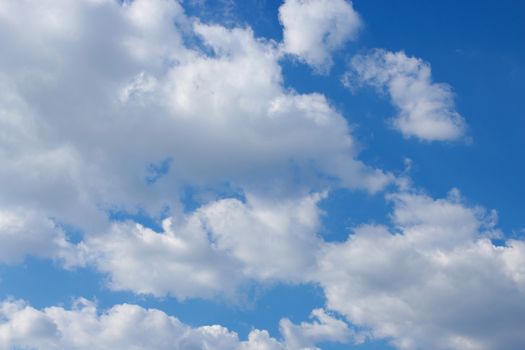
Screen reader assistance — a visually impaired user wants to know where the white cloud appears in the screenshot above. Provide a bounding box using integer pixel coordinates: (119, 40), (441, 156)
(85, 193), (324, 299)
(0, 299), (349, 350)
(0, 208), (81, 267)
(3, 2), (522, 349)
(346, 49), (466, 141)
(279, 0), (361, 71)
(5, 186), (522, 350)
(160, 22), (390, 193)
(280, 308), (353, 349)
(199, 193), (324, 282)
(316, 190), (525, 350)
(80, 184), (525, 349)
(0, 0), (389, 266)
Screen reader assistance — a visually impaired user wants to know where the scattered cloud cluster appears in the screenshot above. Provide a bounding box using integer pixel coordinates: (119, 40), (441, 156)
(0, 1), (522, 350)
(0, 0), (389, 266)
(3, 189), (525, 350)
(346, 49), (466, 141)
(83, 187), (525, 349)
(80, 182), (525, 350)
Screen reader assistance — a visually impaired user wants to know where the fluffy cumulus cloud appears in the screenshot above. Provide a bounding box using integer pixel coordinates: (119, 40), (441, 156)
(279, 0), (361, 71)
(82, 186), (525, 349)
(316, 190), (525, 350)
(0, 209), (80, 266)
(346, 49), (466, 141)
(0, 0), (389, 264)
(1, 1), (523, 350)
(0, 299), (350, 350)
(280, 308), (354, 349)
(84, 193), (324, 299)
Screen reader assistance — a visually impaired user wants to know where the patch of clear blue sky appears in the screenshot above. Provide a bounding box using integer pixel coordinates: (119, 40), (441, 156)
(1, 1), (523, 349)
(0, 258), (395, 349)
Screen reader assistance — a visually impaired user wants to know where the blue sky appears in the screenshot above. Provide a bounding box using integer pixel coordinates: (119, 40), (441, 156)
(0, 1), (524, 349)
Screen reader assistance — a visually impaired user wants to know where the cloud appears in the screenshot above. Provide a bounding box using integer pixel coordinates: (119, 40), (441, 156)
(280, 308), (354, 349)
(316, 190), (525, 349)
(345, 49), (466, 141)
(279, 0), (361, 71)
(17, 183), (522, 350)
(0, 0), (389, 265)
(81, 183), (525, 349)
(0, 209), (81, 267)
(2, 2), (521, 349)
(84, 193), (324, 299)
(0, 299), (349, 350)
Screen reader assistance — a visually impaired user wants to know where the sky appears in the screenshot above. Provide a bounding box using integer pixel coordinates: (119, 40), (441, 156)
(0, 0), (524, 349)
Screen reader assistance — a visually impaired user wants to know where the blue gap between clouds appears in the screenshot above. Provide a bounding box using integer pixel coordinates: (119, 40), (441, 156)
(0, 257), (320, 341)
(0, 257), (395, 349)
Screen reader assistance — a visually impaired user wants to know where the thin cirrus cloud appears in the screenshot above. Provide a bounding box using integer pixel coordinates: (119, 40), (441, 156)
(0, 1), (523, 350)
(345, 49), (467, 141)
